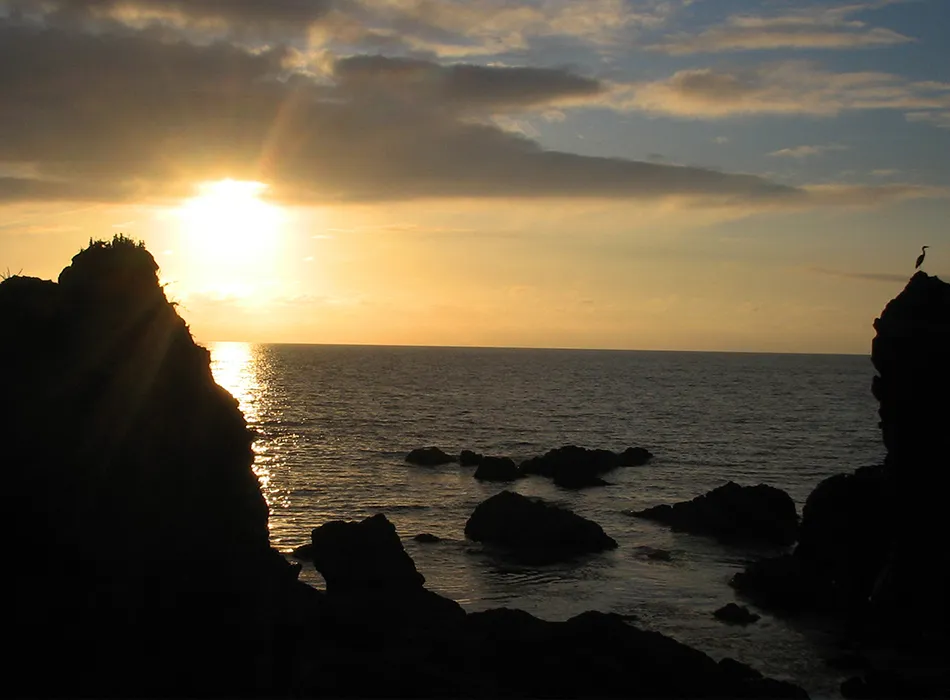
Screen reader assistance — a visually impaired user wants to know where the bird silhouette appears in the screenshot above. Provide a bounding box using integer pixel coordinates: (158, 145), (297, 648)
(915, 245), (929, 270)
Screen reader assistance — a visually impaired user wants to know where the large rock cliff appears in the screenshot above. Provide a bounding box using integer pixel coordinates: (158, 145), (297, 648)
(2, 236), (295, 695)
(732, 272), (950, 651)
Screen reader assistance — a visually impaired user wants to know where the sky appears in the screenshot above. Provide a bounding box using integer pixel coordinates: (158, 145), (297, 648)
(1, 0), (948, 354)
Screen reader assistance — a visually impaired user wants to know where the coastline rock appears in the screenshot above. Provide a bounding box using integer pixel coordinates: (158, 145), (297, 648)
(406, 446), (457, 466)
(635, 545), (673, 561)
(520, 444), (653, 489)
(310, 513), (464, 631)
(459, 449), (483, 466)
(3, 237), (294, 696)
(632, 481), (799, 547)
(733, 273), (950, 654)
(714, 603), (761, 625)
(473, 455), (522, 482)
(414, 533), (441, 543)
(464, 490), (618, 563)
(311, 513), (426, 593)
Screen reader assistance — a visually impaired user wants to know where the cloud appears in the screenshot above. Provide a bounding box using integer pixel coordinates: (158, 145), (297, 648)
(0, 20), (803, 206)
(649, 2), (915, 54)
(332, 54), (604, 111)
(5, 0), (677, 57)
(905, 110), (950, 128)
(618, 61), (950, 119)
(768, 144), (849, 158)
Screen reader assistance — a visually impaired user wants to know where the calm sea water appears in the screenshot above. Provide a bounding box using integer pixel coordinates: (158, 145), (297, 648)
(209, 343), (883, 698)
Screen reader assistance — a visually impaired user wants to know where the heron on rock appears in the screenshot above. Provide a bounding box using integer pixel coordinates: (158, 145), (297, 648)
(915, 246), (929, 270)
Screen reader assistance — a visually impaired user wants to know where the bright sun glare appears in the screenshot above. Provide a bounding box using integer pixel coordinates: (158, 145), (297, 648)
(177, 179), (283, 298)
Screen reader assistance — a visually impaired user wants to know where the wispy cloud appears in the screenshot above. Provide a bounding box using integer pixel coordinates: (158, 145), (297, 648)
(769, 144), (849, 158)
(615, 61), (950, 120)
(649, 2), (915, 55)
(905, 110), (950, 128)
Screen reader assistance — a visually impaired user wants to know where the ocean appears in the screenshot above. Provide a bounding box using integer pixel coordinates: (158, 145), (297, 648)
(209, 343), (884, 698)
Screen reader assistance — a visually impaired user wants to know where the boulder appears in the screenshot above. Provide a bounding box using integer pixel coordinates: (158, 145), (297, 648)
(464, 490), (618, 563)
(713, 603), (760, 625)
(310, 514), (464, 632)
(618, 446), (654, 466)
(406, 446), (457, 466)
(473, 456), (522, 482)
(631, 481), (799, 547)
(310, 513), (425, 593)
(414, 533), (441, 543)
(459, 449), (483, 466)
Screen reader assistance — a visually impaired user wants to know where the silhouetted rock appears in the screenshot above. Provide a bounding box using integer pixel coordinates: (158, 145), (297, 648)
(473, 455), (522, 481)
(455, 609), (807, 698)
(291, 543), (314, 560)
(459, 449), (483, 466)
(868, 271), (950, 643)
(840, 670), (931, 699)
(733, 273), (950, 654)
(406, 446), (457, 466)
(464, 490), (618, 563)
(631, 481), (799, 547)
(310, 514), (465, 633)
(311, 513), (425, 593)
(414, 533), (441, 543)
(714, 603), (760, 625)
(618, 446), (654, 466)
(3, 236), (298, 696)
(520, 444), (653, 489)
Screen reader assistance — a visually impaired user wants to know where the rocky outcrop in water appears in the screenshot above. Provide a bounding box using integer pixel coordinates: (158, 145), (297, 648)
(714, 603), (760, 625)
(631, 481), (799, 547)
(406, 446), (457, 465)
(520, 444), (653, 489)
(465, 490), (618, 563)
(473, 455), (522, 481)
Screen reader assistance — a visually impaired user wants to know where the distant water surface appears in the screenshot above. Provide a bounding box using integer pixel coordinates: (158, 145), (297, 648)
(210, 343), (883, 698)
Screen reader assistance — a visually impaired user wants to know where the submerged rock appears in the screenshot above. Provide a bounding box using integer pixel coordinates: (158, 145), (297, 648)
(473, 456), (522, 482)
(414, 533), (442, 543)
(406, 446), (457, 466)
(714, 603), (760, 625)
(464, 490), (618, 563)
(632, 481), (799, 547)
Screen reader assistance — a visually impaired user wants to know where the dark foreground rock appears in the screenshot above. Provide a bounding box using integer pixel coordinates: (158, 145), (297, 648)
(406, 446), (457, 466)
(3, 239), (809, 697)
(465, 490), (618, 563)
(473, 455), (522, 481)
(3, 237), (298, 696)
(520, 444), (653, 489)
(631, 481), (799, 547)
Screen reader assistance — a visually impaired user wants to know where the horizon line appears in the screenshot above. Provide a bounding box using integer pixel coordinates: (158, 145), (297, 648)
(198, 340), (871, 358)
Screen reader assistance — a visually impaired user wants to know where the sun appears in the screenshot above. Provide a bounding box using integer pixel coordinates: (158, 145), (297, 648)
(179, 179), (280, 261)
(176, 179), (284, 298)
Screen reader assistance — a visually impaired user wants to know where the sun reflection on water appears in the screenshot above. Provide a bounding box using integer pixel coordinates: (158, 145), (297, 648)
(208, 341), (273, 505)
